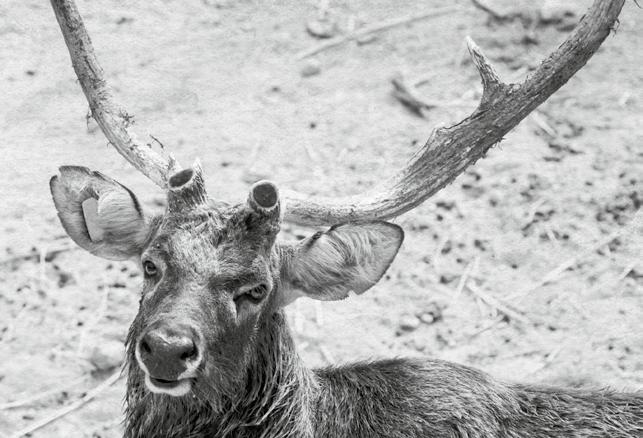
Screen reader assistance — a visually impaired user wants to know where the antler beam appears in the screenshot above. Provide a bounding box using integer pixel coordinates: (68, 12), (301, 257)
(50, 0), (181, 187)
(283, 0), (624, 225)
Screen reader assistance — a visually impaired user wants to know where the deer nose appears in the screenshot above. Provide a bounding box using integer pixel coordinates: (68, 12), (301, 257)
(137, 324), (201, 381)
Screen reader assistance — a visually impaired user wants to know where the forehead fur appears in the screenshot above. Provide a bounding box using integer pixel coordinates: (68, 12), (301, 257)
(147, 203), (280, 270)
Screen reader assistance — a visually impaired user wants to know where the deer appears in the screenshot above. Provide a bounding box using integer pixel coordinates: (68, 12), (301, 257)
(47, 0), (641, 437)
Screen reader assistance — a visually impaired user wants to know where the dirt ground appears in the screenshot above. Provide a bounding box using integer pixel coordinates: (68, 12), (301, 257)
(0, 0), (641, 437)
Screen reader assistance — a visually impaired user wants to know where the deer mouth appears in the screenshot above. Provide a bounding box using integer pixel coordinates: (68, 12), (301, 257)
(150, 376), (183, 387)
(145, 374), (192, 396)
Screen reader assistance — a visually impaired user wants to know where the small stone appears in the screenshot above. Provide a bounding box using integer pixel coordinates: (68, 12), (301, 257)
(417, 302), (443, 325)
(306, 18), (338, 39)
(540, 0), (582, 29)
(300, 59), (321, 77)
(398, 314), (421, 332)
(240, 21), (254, 32)
(418, 312), (435, 325)
(89, 340), (124, 371)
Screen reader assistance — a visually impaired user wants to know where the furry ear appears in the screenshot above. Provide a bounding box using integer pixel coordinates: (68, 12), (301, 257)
(279, 222), (403, 305)
(50, 166), (150, 260)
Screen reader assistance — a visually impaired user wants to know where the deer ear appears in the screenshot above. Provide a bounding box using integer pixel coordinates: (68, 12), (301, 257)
(279, 222), (403, 305)
(50, 166), (150, 260)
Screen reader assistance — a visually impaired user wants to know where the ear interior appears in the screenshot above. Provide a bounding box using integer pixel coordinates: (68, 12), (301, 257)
(280, 221), (404, 305)
(50, 166), (149, 260)
(82, 198), (104, 241)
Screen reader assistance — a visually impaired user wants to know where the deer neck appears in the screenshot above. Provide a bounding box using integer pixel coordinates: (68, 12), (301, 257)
(124, 311), (317, 438)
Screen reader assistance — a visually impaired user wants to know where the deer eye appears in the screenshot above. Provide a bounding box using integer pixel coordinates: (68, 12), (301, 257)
(235, 283), (269, 304)
(143, 260), (158, 277)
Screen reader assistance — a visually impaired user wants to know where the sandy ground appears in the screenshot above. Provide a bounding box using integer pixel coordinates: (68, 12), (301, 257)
(0, 0), (641, 436)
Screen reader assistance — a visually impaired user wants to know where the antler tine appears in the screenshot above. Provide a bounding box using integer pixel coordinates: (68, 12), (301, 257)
(283, 0), (624, 226)
(50, 0), (181, 188)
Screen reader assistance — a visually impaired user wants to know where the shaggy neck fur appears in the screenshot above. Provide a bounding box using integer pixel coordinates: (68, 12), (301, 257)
(124, 311), (317, 438)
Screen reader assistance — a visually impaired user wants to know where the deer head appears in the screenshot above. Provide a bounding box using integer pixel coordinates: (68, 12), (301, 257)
(50, 163), (403, 398)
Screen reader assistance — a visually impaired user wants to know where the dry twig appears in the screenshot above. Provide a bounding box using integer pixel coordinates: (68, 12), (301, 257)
(531, 111), (557, 137)
(451, 258), (478, 303)
(0, 377), (87, 410)
(526, 344), (565, 376)
(296, 6), (461, 59)
(470, 0), (507, 20)
(467, 282), (532, 326)
(8, 371), (122, 438)
(391, 75), (438, 116)
(390, 75), (471, 116)
(511, 212), (641, 300)
(319, 345), (336, 364)
(466, 316), (505, 340)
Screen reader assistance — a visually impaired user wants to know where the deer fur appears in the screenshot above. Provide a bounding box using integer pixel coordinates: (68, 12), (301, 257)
(124, 310), (642, 438)
(49, 166), (642, 438)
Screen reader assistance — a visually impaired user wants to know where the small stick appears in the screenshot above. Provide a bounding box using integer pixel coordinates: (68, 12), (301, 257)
(616, 261), (637, 281)
(526, 344), (564, 376)
(390, 75), (472, 115)
(296, 6), (461, 59)
(391, 75), (438, 116)
(319, 345), (336, 364)
(148, 134), (166, 150)
(521, 198), (547, 229)
(303, 139), (319, 162)
(8, 371), (122, 438)
(511, 213), (641, 300)
(530, 111), (557, 138)
(542, 223), (560, 246)
(452, 258), (477, 303)
(0, 376), (87, 410)
(467, 282), (532, 326)
(588, 259), (638, 295)
(470, 0), (506, 21)
(413, 72), (438, 88)
(466, 316), (505, 340)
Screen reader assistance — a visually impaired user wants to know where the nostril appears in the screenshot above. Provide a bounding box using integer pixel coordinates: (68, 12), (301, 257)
(141, 339), (151, 354)
(180, 342), (198, 361)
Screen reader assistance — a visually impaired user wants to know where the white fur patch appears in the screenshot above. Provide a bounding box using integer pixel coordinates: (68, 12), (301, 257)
(82, 198), (104, 241)
(96, 189), (145, 239)
(144, 374), (192, 397)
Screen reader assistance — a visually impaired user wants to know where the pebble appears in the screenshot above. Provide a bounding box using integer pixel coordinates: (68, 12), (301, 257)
(306, 18), (337, 39)
(301, 59), (321, 77)
(89, 340), (124, 371)
(398, 314), (421, 332)
(418, 312), (435, 325)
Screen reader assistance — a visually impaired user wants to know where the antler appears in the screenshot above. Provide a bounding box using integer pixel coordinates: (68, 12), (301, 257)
(50, 0), (181, 187)
(51, 0), (624, 224)
(284, 0), (625, 225)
